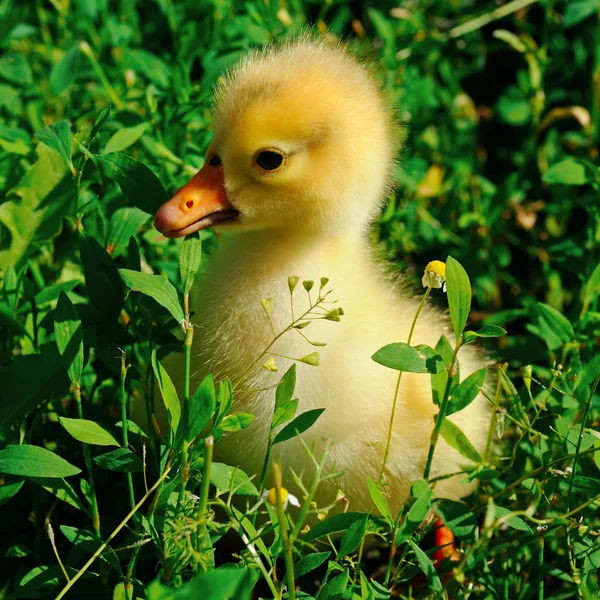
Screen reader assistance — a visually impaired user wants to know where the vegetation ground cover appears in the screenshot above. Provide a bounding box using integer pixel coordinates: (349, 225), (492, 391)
(1, 0), (600, 598)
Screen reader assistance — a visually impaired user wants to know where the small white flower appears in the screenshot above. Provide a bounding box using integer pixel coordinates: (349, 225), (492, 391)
(422, 260), (447, 292)
(260, 486), (301, 510)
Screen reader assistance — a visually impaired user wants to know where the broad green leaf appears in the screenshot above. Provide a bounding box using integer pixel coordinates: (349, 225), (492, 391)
(431, 335), (453, 407)
(80, 233), (125, 322)
(495, 506), (532, 532)
(272, 408), (325, 445)
(408, 541), (443, 593)
(94, 448), (142, 472)
(151, 349), (181, 435)
(35, 121), (74, 173)
(446, 256), (471, 339)
(272, 399), (298, 430)
(0, 479), (24, 506)
(214, 379), (233, 425)
(53, 292), (84, 384)
(338, 514), (369, 558)
(318, 569), (348, 600)
(0, 52), (32, 85)
(93, 152), (168, 214)
(435, 499), (478, 543)
(210, 463), (258, 496)
(367, 477), (392, 523)
(60, 525), (122, 573)
(272, 365), (297, 428)
(303, 512), (363, 542)
(106, 207), (149, 258)
(537, 302), (575, 343)
(0, 445), (80, 478)
(447, 367), (486, 416)
(440, 419), (482, 463)
(188, 374), (216, 440)
(125, 49), (170, 88)
(34, 280), (79, 306)
(584, 262), (600, 305)
(120, 269), (184, 323)
(396, 481), (432, 545)
(293, 551), (331, 579)
(0, 301), (30, 338)
(31, 477), (86, 511)
(59, 417), (119, 446)
(89, 106), (111, 143)
(217, 412), (254, 433)
(50, 45), (82, 95)
(542, 158), (589, 185)
(564, 0), (600, 28)
(463, 324), (507, 344)
(103, 123), (148, 154)
(372, 342), (444, 374)
(179, 234), (202, 296)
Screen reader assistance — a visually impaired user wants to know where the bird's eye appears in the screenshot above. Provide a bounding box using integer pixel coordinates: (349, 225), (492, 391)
(256, 150), (285, 171)
(208, 155), (221, 167)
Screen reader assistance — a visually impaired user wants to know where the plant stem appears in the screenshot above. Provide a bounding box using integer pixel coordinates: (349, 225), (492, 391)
(274, 463), (296, 600)
(198, 436), (214, 517)
(448, 0), (539, 39)
(423, 341), (461, 480)
(55, 467), (171, 600)
(378, 287), (431, 484)
(538, 527), (544, 600)
(120, 351), (135, 512)
(178, 323), (194, 503)
(79, 41), (123, 109)
(74, 384), (101, 536)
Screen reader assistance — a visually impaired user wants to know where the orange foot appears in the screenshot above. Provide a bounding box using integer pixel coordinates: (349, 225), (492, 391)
(432, 517), (458, 567)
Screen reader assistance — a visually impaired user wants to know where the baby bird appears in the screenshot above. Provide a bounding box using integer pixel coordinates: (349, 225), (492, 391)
(154, 38), (489, 513)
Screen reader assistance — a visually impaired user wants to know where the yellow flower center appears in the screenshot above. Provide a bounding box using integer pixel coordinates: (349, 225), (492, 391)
(266, 487), (289, 506)
(425, 260), (446, 278)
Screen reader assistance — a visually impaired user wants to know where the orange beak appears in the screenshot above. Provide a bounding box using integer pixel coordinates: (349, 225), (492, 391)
(154, 162), (238, 238)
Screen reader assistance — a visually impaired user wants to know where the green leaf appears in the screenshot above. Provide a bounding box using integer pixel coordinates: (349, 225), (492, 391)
(94, 448), (142, 472)
(463, 324), (507, 344)
(188, 374), (216, 441)
(120, 269), (184, 323)
(495, 506), (532, 533)
(367, 477), (392, 523)
(564, 0), (600, 28)
(440, 419), (482, 463)
(542, 158), (589, 185)
(372, 342), (445, 374)
(103, 123), (148, 154)
(0, 445), (81, 478)
(0, 301), (30, 339)
(214, 379), (233, 425)
(272, 408), (325, 445)
(584, 262), (600, 305)
(79, 233), (125, 322)
(396, 481), (432, 545)
(35, 121), (74, 173)
(537, 302), (575, 343)
(272, 365), (297, 428)
(60, 526), (122, 573)
(151, 349), (181, 436)
(431, 335), (453, 407)
(31, 477), (86, 511)
(408, 541), (443, 593)
(317, 569), (348, 600)
(59, 417), (119, 446)
(50, 45), (82, 95)
(435, 499), (478, 543)
(93, 152), (169, 214)
(0, 479), (24, 507)
(210, 463), (258, 496)
(447, 367), (486, 416)
(106, 207), (149, 258)
(293, 551), (331, 579)
(303, 512), (363, 542)
(217, 412), (254, 433)
(446, 256), (472, 339)
(0, 52), (32, 85)
(338, 514), (369, 558)
(53, 292), (84, 384)
(34, 280), (79, 306)
(179, 234), (203, 296)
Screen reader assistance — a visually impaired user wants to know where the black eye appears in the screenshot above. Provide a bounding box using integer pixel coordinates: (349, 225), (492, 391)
(256, 150), (284, 171)
(208, 155), (221, 166)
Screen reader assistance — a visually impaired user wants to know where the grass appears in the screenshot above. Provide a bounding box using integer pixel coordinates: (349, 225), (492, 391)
(1, 0), (600, 598)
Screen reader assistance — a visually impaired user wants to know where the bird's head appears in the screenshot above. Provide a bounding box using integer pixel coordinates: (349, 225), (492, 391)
(154, 39), (395, 239)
